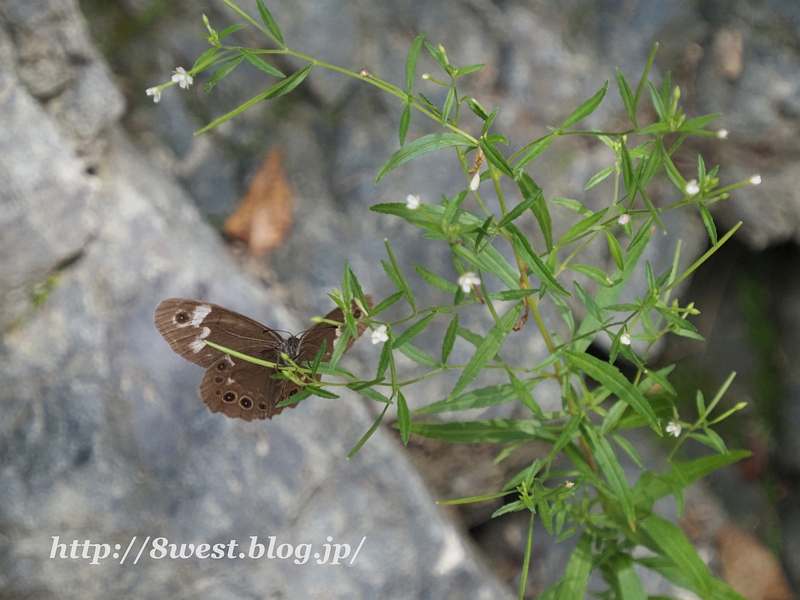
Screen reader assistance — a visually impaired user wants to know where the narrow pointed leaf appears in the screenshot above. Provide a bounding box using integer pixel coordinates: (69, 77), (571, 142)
(638, 515), (713, 599)
(448, 303), (522, 400)
(565, 351), (660, 434)
(256, 0), (284, 45)
(560, 81), (608, 130)
(376, 133), (471, 183)
(405, 31), (426, 91)
(240, 48), (285, 77)
(204, 55), (244, 93)
(582, 423), (636, 527)
(392, 313), (435, 349)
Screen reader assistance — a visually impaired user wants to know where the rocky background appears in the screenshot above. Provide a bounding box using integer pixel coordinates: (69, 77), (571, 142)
(2, 0), (800, 597)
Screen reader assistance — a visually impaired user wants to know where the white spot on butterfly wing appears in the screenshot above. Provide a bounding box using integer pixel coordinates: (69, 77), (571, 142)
(226, 378), (235, 385)
(199, 326), (210, 339)
(191, 305), (212, 327)
(189, 339), (205, 353)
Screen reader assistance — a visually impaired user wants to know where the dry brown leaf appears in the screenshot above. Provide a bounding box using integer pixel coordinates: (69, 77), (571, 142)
(224, 147), (293, 256)
(716, 526), (796, 600)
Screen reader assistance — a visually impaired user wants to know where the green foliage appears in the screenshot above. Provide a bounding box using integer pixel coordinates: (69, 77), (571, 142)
(160, 5), (762, 598)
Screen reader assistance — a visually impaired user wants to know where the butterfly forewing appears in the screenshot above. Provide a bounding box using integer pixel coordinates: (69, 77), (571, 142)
(154, 299), (284, 368)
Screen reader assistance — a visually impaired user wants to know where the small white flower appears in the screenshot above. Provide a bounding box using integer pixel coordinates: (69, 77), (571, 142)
(666, 420), (682, 437)
(617, 213), (630, 226)
(406, 194), (421, 209)
(422, 73), (430, 80)
(564, 481), (575, 489)
(469, 171), (481, 191)
(146, 87), (161, 103)
(717, 129), (728, 139)
(685, 179), (700, 195)
(458, 271), (480, 293)
(171, 67), (194, 89)
(620, 333), (631, 346)
(371, 325), (389, 345)
(750, 175), (762, 185)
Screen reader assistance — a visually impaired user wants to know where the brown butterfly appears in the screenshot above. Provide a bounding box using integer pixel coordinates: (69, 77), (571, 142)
(154, 296), (373, 421)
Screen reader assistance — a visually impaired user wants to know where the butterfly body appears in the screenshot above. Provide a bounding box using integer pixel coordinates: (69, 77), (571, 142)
(154, 297), (372, 421)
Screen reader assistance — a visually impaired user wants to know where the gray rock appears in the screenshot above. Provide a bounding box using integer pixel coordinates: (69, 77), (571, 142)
(0, 1), (514, 597)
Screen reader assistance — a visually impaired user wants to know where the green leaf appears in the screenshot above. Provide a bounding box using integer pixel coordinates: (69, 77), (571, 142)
(497, 191), (538, 229)
(551, 197), (593, 216)
(303, 384), (339, 399)
(392, 313), (435, 349)
(457, 63), (485, 75)
(678, 113), (721, 132)
(349, 384), (391, 404)
(416, 378), (542, 414)
(309, 339), (327, 379)
(514, 135), (554, 169)
(441, 313), (459, 363)
(192, 47), (219, 71)
(397, 391), (410, 445)
(397, 342), (441, 367)
(328, 327), (352, 368)
(565, 351), (660, 434)
(558, 208), (608, 245)
(195, 65), (312, 135)
(405, 31), (426, 91)
(448, 303), (522, 399)
(375, 133), (471, 183)
(699, 204), (717, 245)
(465, 96), (489, 120)
(560, 81), (608, 130)
(375, 334), (392, 378)
(640, 451), (749, 504)
(399, 104), (411, 146)
(638, 515), (713, 599)
(348, 404), (389, 458)
(256, 0), (285, 45)
(573, 280), (605, 322)
(404, 419), (554, 443)
(572, 220), (651, 351)
(371, 291), (404, 316)
(508, 371), (545, 418)
(552, 413), (584, 454)
(413, 263), (459, 293)
(424, 41), (448, 70)
(561, 532), (593, 600)
(568, 264), (615, 287)
(638, 557), (748, 600)
(582, 423), (636, 528)
(479, 139), (514, 178)
(204, 55), (244, 93)
(488, 289), (537, 301)
(441, 86), (455, 126)
(611, 433), (644, 468)
(240, 48), (285, 77)
(585, 166), (615, 190)
(218, 23), (247, 39)
(616, 68), (638, 128)
(605, 230), (624, 270)
(508, 224), (570, 296)
(614, 554), (647, 600)
(548, 290), (574, 333)
(518, 173), (553, 251)
(385, 239), (415, 311)
(441, 190), (468, 228)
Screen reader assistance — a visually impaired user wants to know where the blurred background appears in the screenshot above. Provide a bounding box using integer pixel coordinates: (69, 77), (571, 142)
(2, 0), (800, 597)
